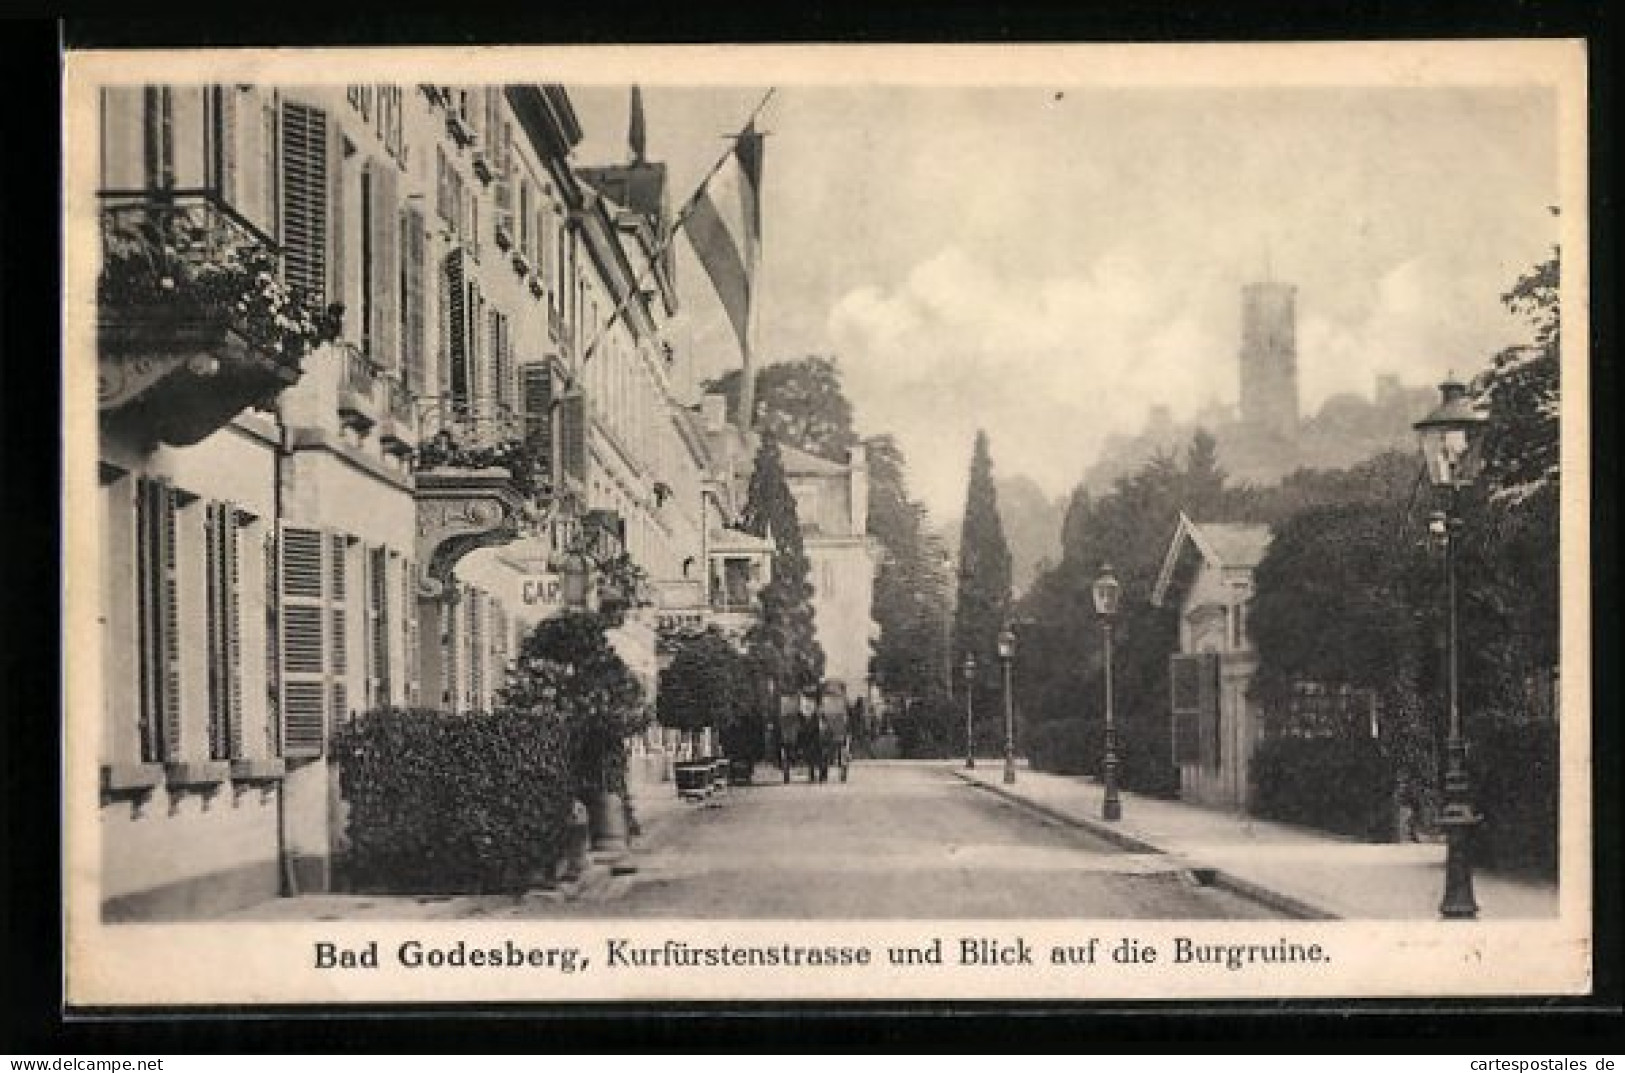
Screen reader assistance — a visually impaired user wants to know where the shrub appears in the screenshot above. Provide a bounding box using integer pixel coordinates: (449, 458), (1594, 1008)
(333, 707), (575, 894)
(502, 613), (647, 797)
(1250, 736), (1394, 840)
(894, 696), (961, 759)
(1472, 716), (1558, 879)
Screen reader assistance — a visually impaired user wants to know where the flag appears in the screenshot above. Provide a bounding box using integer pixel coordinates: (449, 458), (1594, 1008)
(629, 85), (647, 163)
(684, 123), (763, 357)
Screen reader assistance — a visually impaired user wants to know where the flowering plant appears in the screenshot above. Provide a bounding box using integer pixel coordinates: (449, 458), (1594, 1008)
(413, 432), (551, 499)
(99, 202), (333, 365)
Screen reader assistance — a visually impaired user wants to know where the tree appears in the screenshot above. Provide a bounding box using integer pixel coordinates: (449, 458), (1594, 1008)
(951, 430), (1013, 751)
(658, 627), (762, 764)
(707, 356), (859, 461)
(501, 613), (647, 798)
(740, 431), (826, 696)
(1480, 242), (1559, 506)
(866, 433), (953, 708)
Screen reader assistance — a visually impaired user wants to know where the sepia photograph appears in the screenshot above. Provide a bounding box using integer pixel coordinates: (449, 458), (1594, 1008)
(61, 41), (1592, 1006)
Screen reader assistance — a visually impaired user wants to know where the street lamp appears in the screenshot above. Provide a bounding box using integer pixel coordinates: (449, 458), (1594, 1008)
(1092, 563), (1123, 821)
(1414, 374), (1489, 920)
(962, 652), (977, 770)
(998, 625), (1017, 784)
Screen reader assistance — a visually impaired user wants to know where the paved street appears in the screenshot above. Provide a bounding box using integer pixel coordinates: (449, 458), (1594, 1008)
(525, 762), (1280, 919)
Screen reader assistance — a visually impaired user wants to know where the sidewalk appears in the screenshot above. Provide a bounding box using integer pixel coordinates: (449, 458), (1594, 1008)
(215, 767), (699, 922)
(949, 763), (1559, 920)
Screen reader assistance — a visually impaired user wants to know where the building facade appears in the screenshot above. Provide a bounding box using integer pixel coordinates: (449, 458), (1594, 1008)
(1150, 513), (1273, 811)
(90, 82), (729, 920)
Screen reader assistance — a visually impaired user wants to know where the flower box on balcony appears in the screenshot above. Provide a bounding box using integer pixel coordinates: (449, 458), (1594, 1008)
(511, 249), (532, 277)
(494, 222), (514, 252)
(530, 276), (546, 300)
(98, 191), (325, 446)
(471, 153), (494, 185)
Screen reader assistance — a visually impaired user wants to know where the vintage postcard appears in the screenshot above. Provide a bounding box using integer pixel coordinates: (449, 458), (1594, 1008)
(62, 41), (1592, 1006)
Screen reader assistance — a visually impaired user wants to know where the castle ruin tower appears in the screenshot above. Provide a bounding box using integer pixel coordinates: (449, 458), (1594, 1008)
(1238, 281), (1299, 438)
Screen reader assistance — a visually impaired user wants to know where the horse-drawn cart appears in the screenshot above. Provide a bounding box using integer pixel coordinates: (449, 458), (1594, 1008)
(775, 682), (852, 783)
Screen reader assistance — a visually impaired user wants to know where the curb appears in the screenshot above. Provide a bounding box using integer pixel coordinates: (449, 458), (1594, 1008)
(948, 768), (1339, 921)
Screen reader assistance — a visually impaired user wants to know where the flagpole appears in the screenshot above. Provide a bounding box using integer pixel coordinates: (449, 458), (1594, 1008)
(576, 87), (776, 374)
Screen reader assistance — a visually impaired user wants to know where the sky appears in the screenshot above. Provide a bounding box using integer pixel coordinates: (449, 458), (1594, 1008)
(567, 81), (1559, 521)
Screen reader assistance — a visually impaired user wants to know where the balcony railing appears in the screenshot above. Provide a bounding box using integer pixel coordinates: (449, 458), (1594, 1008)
(335, 342), (380, 431)
(414, 397), (548, 500)
(97, 189), (328, 445)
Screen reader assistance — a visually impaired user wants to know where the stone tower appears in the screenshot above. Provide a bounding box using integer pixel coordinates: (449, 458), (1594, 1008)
(1238, 281), (1299, 438)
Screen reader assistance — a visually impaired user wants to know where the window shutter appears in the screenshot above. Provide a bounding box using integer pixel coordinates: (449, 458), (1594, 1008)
(136, 478), (182, 763)
(203, 502), (244, 760)
(520, 362), (553, 482)
(559, 391), (586, 482)
(367, 546), (391, 709)
(371, 161), (400, 370)
(216, 85), (239, 210)
(264, 529), (281, 756)
(400, 204), (426, 394)
(402, 559), (420, 708)
(467, 589), (485, 712)
(279, 524), (328, 757)
(445, 250), (468, 402)
(280, 101), (329, 305)
(331, 533), (350, 727)
(1198, 651), (1221, 771)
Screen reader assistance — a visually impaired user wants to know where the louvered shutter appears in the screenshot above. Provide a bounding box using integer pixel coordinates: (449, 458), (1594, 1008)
(371, 161), (400, 370)
(367, 546), (391, 708)
(467, 589), (485, 712)
(279, 525), (328, 757)
(402, 559), (420, 708)
(559, 391), (586, 482)
(216, 85), (238, 211)
(521, 363), (554, 483)
(264, 529), (281, 755)
(204, 502), (244, 760)
(445, 250), (468, 402)
(400, 205), (426, 394)
(330, 533), (350, 727)
(136, 478), (181, 763)
(280, 101), (329, 305)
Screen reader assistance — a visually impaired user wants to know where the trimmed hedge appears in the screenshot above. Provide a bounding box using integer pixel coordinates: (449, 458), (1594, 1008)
(333, 707), (576, 895)
(1250, 736), (1394, 840)
(1025, 717), (1181, 797)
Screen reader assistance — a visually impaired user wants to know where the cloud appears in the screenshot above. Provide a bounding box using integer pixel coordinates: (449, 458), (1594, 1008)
(828, 245), (1232, 517)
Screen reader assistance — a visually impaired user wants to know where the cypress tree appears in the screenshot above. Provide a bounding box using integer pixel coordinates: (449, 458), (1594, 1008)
(740, 431), (826, 697)
(951, 430), (1013, 754)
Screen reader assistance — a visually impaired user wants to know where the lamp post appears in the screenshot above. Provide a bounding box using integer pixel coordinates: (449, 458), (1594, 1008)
(962, 653), (977, 769)
(1414, 374), (1488, 920)
(1092, 563), (1122, 821)
(998, 625), (1017, 784)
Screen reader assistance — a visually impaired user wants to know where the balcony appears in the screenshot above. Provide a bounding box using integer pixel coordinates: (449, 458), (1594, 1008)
(335, 342), (380, 432)
(413, 399), (552, 589)
(377, 375), (417, 457)
(97, 190), (330, 447)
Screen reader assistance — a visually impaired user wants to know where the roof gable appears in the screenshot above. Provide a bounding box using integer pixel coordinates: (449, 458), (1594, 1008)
(1151, 512), (1272, 607)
